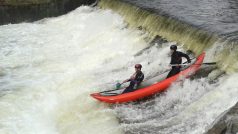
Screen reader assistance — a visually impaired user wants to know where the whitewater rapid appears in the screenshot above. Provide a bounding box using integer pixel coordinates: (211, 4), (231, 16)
(0, 6), (150, 134)
(0, 5), (238, 134)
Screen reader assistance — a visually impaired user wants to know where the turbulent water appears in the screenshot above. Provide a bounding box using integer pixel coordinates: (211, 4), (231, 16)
(0, 2), (238, 134)
(0, 6), (149, 134)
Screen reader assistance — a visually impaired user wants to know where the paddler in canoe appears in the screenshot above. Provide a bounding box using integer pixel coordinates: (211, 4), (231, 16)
(118, 64), (144, 93)
(167, 45), (191, 78)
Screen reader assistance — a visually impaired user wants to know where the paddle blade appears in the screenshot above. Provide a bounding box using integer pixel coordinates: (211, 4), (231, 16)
(203, 62), (216, 65)
(115, 83), (121, 89)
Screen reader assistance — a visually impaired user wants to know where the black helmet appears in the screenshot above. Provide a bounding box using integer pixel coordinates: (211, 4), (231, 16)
(135, 64), (142, 69)
(170, 45), (177, 50)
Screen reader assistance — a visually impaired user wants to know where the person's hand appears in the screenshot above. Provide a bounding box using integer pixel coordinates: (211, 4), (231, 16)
(167, 64), (172, 69)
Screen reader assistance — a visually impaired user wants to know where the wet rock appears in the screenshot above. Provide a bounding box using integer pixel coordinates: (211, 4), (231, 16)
(206, 102), (238, 134)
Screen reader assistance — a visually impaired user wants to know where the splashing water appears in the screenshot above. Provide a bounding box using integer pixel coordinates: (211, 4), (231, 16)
(1, 5), (238, 134)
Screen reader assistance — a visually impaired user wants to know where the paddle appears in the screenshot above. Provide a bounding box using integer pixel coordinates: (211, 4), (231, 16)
(115, 82), (122, 89)
(170, 62), (216, 67)
(156, 57), (197, 76)
(99, 82), (124, 94)
(100, 59), (216, 94)
(200, 62), (217, 65)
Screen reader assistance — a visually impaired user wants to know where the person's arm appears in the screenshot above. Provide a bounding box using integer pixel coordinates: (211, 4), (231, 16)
(121, 72), (136, 84)
(121, 79), (130, 84)
(180, 52), (191, 63)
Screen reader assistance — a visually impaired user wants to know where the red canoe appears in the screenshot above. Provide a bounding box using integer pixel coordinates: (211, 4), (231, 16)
(91, 52), (205, 103)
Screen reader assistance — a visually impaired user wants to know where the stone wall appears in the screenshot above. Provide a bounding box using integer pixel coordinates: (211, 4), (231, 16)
(0, 0), (96, 25)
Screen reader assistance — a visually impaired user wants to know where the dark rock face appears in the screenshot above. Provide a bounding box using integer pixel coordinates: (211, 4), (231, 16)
(63, 0), (96, 12)
(206, 103), (238, 134)
(0, 0), (96, 25)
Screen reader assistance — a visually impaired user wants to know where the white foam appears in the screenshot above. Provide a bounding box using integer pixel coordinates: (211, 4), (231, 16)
(1, 5), (236, 134)
(115, 71), (238, 134)
(0, 6), (148, 134)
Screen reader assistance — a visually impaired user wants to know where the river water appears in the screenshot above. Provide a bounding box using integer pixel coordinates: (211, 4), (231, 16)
(0, 1), (238, 134)
(122, 0), (238, 41)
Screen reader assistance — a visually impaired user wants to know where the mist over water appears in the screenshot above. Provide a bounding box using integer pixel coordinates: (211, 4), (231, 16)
(0, 4), (238, 134)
